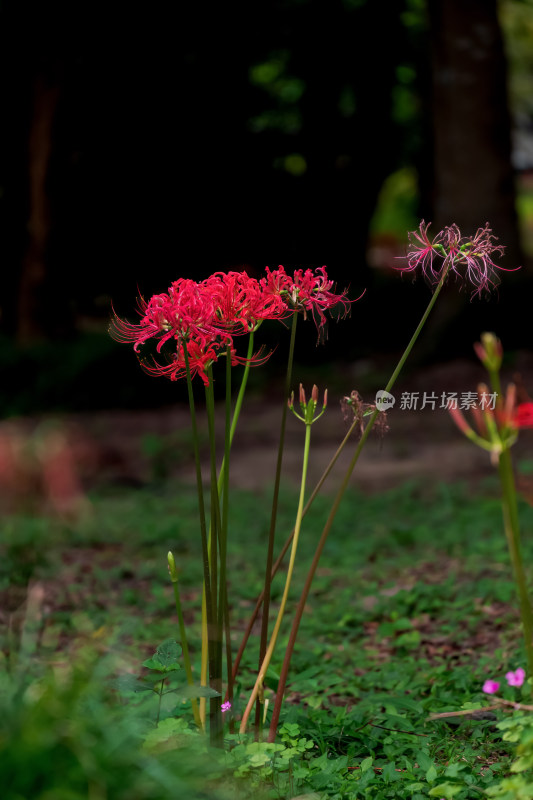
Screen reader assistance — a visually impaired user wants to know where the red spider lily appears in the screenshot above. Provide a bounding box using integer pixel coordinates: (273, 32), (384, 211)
(141, 339), (271, 385)
(111, 265), (351, 383)
(398, 221), (517, 296)
(260, 265), (353, 340)
(516, 402), (533, 429)
(204, 270), (289, 332)
(110, 279), (230, 353)
(140, 339), (221, 385)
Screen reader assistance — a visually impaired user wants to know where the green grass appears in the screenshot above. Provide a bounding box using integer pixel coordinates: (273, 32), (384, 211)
(2, 476), (533, 798)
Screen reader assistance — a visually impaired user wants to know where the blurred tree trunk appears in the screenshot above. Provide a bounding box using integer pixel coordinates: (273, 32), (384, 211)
(428, 0), (520, 267)
(17, 77), (59, 343)
(0, 3), (75, 344)
(419, 0), (522, 354)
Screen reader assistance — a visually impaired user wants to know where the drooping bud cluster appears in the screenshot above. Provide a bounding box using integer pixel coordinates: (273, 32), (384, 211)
(340, 390), (389, 436)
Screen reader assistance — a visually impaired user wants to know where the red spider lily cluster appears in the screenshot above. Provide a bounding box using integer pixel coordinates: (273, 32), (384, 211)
(449, 383), (533, 461)
(398, 221), (516, 296)
(111, 266), (351, 385)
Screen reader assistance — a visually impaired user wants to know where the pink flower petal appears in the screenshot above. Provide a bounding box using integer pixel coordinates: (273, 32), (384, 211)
(506, 668), (526, 687)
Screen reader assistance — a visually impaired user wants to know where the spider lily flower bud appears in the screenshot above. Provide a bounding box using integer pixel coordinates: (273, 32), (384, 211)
(289, 385), (327, 424)
(504, 383), (517, 422)
(474, 332), (503, 373)
(476, 382), (498, 440)
(448, 405), (477, 439)
(167, 551), (178, 583)
(449, 381), (520, 460)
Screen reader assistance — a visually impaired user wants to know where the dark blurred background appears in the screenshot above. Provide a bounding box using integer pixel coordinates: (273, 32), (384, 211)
(1, 0), (532, 415)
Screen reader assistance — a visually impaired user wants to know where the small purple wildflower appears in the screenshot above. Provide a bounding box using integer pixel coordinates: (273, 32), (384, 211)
(482, 679), (500, 694)
(398, 220), (517, 297)
(506, 668), (526, 687)
(221, 701), (231, 712)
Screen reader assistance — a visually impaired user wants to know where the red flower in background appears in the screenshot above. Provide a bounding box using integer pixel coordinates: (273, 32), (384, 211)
(515, 402), (533, 429)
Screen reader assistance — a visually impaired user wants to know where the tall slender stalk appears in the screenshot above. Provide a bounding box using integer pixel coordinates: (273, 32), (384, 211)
(240, 412), (313, 733)
(486, 366), (533, 676)
(255, 311), (298, 734)
(219, 346), (233, 702)
(200, 331), (255, 724)
(268, 278), (447, 741)
(167, 551), (202, 729)
(183, 344), (216, 733)
(228, 406), (360, 693)
(182, 345), (211, 619)
(205, 367), (223, 746)
(497, 448), (533, 676)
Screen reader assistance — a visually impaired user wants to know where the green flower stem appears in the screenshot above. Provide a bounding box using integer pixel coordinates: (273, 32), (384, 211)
(228, 407), (361, 693)
(463, 426), (503, 454)
(205, 372), (219, 623)
(156, 680), (164, 726)
(167, 552), (202, 729)
(498, 447), (533, 676)
(487, 365), (533, 675)
(218, 346), (233, 702)
(199, 589), (209, 728)
(215, 331), (256, 495)
(255, 310), (298, 735)
(199, 331), (255, 724)
(223, 583), (233, 708)
(205, 367), (223, 747)
(267, 278), (447, 742)
(182, 346), (215, 730)
(182, 345), (212, 615)
(487, 367), (503, 401)
(228, 332), (255, 448)
(240, 417), (313, 734)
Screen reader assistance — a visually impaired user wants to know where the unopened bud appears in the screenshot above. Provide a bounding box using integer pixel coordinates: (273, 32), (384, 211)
(311, 384), (318, 404)
(505, 382), (516, 421)
(299, 384), (306, 406)
(167, 551), (178, 583)
(474, 332), (503, 373)
(323, 389), (328, 408)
